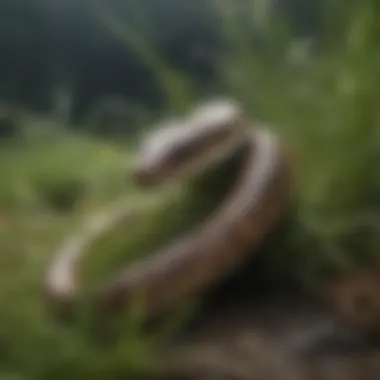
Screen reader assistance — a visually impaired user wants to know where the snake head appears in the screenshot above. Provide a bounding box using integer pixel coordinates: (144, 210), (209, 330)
(133, 99), (247, 187)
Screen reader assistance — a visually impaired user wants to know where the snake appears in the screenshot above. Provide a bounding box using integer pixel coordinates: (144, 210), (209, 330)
(44, 99), (294, 319)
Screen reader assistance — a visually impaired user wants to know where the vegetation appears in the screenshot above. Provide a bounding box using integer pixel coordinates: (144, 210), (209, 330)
(0, 0), (379, 379)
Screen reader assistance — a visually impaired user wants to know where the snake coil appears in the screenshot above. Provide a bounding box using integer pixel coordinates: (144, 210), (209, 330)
(44, 99), (294, 319)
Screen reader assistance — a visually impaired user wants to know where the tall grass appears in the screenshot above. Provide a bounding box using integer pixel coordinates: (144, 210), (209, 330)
(212, 0), (380, 276)
(0, 0), (379, 378)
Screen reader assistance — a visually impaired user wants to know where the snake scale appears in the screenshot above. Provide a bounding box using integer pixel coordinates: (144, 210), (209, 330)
(44, 99), (294, 319)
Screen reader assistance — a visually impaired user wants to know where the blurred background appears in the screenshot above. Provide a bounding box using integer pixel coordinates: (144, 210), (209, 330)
(0, 0), (379, 378)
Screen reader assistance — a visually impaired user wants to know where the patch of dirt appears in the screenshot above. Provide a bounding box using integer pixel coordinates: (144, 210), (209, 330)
(156, 297), (380, 380)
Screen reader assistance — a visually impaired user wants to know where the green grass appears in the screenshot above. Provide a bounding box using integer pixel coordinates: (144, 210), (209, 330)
(1, 0), (380, 378)
(0, 125), (165, 379)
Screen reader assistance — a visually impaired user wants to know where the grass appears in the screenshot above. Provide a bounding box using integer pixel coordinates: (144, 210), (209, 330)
(0, 125), (165, 379)
(1, 0), (380, 378)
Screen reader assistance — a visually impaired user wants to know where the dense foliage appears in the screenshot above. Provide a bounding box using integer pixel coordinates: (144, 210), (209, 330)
(0, 0), (321, 122)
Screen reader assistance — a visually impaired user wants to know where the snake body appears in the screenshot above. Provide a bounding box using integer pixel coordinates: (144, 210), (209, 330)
(45, 100), (294, 318)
